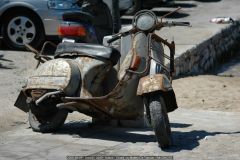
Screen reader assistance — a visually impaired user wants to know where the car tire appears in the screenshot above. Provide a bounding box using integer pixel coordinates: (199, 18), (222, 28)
(2, 9), (45, 50)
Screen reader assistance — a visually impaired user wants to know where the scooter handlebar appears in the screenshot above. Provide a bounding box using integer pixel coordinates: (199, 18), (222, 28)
(171, 21), (190, 26)
(107, 34), (121, 43)
(107, 29), (132, 43)
(163, 21), (191, 27)
(107, 21), (191, 43)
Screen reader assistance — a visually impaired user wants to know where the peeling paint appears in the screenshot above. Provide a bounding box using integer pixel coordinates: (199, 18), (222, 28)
(137, 74), (172, 95)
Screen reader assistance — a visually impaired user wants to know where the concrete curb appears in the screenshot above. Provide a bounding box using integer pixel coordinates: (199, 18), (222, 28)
(174, 20), (240, 76)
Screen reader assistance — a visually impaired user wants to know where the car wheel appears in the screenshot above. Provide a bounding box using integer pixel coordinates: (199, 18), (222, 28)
(2, 9), (45, 50)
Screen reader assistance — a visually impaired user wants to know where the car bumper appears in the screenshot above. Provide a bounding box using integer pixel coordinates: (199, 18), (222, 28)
(43, 18), (63, 36)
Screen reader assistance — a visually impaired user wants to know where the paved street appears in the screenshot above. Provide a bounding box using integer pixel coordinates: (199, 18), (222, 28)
(0, 109), (239, 160)
(1, 0), (240, 160)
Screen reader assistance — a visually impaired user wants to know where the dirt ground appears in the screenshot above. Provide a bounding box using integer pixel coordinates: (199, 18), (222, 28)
(0, 50), (240, 133)
(0, 51), (35, 132)
(173, 75), (240, 112)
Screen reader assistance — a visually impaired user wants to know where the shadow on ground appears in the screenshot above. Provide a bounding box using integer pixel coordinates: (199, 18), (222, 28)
(213, 50), (240, 77)
(194, 0), (221, 2)
(0, 40), (59, 55)
(53, 121), (239, 152)
(148, 1), (197, 8)
(54, 121), (156, 143)
(165, 130), (240, 152)
(175, 48), (240, 79)
(0, 54), (14, 69)
(153, 11), (189, 19)
(162, 2), (197, 8)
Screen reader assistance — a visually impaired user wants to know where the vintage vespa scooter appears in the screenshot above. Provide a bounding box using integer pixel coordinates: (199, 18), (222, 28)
(15, 8), (190, 148)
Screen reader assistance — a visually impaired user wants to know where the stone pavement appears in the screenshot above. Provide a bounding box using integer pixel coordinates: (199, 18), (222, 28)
(154, 0), (240, 57)
(121, 0), (240, 76)
(0, 108), (239, 160)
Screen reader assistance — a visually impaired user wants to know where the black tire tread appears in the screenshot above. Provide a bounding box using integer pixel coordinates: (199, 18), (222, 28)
(148, 93), (172, 148)
(28, 108), (68, 133)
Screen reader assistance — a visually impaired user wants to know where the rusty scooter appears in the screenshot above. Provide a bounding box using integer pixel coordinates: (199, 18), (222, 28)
(15, 8), (190, 148)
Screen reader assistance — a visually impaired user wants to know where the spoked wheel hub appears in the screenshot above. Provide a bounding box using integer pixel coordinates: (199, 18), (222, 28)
(7, 16), (36, 46)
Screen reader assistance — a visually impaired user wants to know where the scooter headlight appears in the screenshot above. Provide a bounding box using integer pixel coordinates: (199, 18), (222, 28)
(133, 10), (157, 31)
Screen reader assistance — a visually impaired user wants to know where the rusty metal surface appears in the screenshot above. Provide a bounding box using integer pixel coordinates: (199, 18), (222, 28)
(60, 33), (144, 119)
(63, 72), (144, 119)
(118, 32), (149, 78)
(26, 59), (80, 96)
(30, 90), (47, 99)
(137, 74), (172, 95)
(62, 32), (150, 119)
(75, 57), (112, 98)
(63, 32), (170, 119)
(23, 32), (175, 120)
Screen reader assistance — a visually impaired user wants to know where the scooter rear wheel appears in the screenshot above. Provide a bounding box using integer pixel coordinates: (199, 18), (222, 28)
(145, 92), (172, 149)
(28, 106), (68, 133)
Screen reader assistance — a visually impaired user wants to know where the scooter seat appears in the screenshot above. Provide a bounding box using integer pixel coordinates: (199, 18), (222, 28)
(55, 42), (121, 65)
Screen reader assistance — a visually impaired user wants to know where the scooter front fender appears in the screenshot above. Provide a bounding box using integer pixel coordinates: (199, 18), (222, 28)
(137, 74), (178, 112)
(137, 74), (172, 96)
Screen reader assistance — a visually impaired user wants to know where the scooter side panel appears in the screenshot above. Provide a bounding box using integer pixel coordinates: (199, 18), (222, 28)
(109, 32), (149, 118)
(75, 57), (112, 98)
(63, 32), (155, 119)
(68, 32), (149, 119)
(26, 59), (80, 96)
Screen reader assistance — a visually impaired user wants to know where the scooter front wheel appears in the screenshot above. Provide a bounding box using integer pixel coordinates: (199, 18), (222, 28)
(144, 92), (172, 149)
(28, 107), (68, 133)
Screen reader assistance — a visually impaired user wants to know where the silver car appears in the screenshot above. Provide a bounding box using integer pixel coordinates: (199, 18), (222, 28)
(0, 0), (80, 50)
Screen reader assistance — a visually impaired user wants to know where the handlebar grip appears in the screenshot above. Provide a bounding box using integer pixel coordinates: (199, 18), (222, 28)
(107, 35), (121, 43)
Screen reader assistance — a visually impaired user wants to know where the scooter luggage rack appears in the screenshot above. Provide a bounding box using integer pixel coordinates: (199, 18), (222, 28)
(119, 33), (175, 83)
(25, 41), (56, 68)
(149, 33), (175, 81)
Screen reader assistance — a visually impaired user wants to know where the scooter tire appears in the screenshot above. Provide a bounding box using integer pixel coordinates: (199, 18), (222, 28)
(146, 92), (172, 149)
(28, 108), (68, 133)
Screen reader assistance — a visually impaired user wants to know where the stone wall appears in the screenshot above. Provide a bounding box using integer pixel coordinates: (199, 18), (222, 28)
(174, 21), (240, 76)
